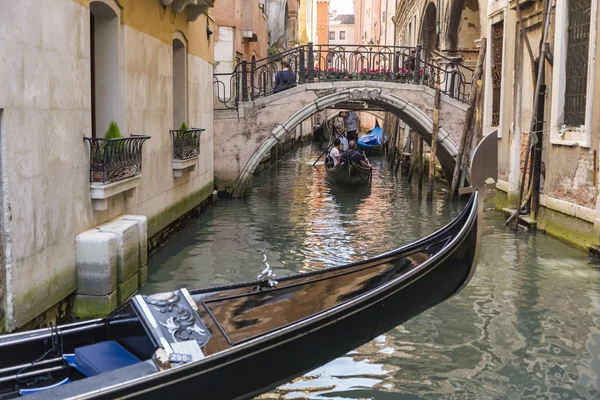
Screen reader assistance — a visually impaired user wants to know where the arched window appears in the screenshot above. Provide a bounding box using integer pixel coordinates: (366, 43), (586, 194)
(90, 0), (121, 138)
(172, 35), (188, 129)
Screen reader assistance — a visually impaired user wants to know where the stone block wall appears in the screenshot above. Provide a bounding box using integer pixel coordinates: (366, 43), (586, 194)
(73, 215), (147, 318)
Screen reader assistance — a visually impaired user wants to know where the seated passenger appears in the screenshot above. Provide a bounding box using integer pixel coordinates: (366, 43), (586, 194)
(329, 138), (343, 167)
(342, 140), (372, 169)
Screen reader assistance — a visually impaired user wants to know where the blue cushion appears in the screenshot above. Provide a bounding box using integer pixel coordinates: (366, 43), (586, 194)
(74, 340), (141, 377)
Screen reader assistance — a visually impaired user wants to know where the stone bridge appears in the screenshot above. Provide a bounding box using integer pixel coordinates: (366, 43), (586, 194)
(212, 44), (474, 197)
(214, 80), (469, 196)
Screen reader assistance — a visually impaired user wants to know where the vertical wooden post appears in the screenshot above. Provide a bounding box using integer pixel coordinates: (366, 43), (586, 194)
(450, 40), (486, 200)
(417, 137), (424, 189)
(427, 73), (441, 201)
(407, 132), (417, 183)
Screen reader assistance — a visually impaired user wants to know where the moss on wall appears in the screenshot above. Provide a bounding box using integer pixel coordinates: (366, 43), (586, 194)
(12, 266), (77, 329)
(494, 188), (509, 211)
(148, 181), (214, 238)
(537, 206), (596, 251)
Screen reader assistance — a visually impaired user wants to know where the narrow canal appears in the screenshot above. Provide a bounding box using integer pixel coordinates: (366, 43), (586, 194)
(144, 143), (600, 399)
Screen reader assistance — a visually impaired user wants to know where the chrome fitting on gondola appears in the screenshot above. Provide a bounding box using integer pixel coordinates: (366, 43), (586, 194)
(256, 250), (278, 291)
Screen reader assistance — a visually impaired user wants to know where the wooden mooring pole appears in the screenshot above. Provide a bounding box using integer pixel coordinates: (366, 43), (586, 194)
(417, 137), (424, 189)
(450, 40), (486, 200)
(427, 72), (441, 201)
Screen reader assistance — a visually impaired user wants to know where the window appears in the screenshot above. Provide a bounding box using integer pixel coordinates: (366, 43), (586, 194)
(90, 1), (120, 138)
(564, 0), (591, 126)
(340, 31), (346, 40)
(172, 37), (187, 129)
(550, 0), (597, 146)
(329, 31), (335, 40)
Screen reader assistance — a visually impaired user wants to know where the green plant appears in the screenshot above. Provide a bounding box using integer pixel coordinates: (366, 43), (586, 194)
(180, 122), (190, 131)
(104, 120), (122, 139)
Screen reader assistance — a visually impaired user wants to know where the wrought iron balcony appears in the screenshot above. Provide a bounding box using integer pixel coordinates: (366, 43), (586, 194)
(171, 128), (204, 160)
(84, 136), (151, 183)
(171, 128), (204, 177)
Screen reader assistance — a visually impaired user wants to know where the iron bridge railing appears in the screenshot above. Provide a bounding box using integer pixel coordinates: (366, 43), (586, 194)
(214, 43), (475, 110)
(171, 128), (204, 160)
(84, 136), (151, 183)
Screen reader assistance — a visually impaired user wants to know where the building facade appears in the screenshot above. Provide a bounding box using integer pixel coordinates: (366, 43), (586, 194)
(392, 0), (482, 64)
(316, 0), (331, 45)
(0, 0), (216, 332)
(213, 0), (269, 71)
(328, 12), (355, 46)
(484, 0), (600, 252)
(354, 0), (382, 45)
(298, 0), (318, 44)
(353, 0), (395, 46)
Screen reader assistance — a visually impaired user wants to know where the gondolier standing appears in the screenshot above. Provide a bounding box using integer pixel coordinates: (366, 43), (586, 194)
(340, 111), (360, 142)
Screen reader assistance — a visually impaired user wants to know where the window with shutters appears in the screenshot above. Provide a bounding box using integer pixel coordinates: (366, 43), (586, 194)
(564, 0), (591, 127)
(491, 21), (503, 127)
(550, 0), (597, 147)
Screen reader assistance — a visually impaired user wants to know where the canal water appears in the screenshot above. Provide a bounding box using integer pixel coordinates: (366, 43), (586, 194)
(144, 143), (600, 399)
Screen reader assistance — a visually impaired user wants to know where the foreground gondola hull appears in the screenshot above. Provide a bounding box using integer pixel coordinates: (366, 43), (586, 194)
(107, 204), (478, 400)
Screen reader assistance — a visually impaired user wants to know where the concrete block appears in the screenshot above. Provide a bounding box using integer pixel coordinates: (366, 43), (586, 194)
(98, 218), (140, 283)
(75, 230), (118, 296)
(72, 291), (118, 319)
(121, 215), (148, 268)
(118, 272), (139, 305)
(138, 265), (147, 288)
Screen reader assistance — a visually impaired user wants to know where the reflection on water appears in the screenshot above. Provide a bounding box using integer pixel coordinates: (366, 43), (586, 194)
(145, 144), (600, 399)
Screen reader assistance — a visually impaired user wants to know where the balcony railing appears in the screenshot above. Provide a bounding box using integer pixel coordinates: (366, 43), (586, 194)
(171, 128), (204, 160)
(84, 136), (151, 183)
(214, 43), (475, 110)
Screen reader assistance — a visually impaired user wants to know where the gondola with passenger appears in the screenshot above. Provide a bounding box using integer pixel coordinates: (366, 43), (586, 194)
(324, 154), (372, 185)
(0, 134), (498, 400)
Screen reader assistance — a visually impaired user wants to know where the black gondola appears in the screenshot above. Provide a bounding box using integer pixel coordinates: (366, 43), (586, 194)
(324, 155), (372, 185)
(0, 134), (498, 400)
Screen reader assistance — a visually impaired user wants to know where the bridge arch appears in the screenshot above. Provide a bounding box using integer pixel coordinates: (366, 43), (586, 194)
(233, 87), (460, 197)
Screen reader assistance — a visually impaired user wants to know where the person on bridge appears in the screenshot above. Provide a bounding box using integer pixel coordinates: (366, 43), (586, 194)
(342, 140), (372, 169)
(273, 61), (297, 93)
(329, 138), (343, 167)
(340, 111), (360, 142)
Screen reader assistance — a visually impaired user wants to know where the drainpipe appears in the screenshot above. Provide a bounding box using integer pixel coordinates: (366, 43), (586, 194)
(511, 0), (553, 230)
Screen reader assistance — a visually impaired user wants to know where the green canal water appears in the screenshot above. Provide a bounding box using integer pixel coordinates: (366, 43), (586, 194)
(144, 144), (600, 399)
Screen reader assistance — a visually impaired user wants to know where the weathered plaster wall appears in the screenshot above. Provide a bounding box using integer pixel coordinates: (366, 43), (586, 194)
(456, 0), (480, 50)
(0, 0), (214, 330)
(212, 0), (269, 62)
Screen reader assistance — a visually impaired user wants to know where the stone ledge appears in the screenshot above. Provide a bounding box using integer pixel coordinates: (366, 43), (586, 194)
(90, 175), (142, 211)
(539, 194), (595, 223)
(173, 157), (198, 177)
